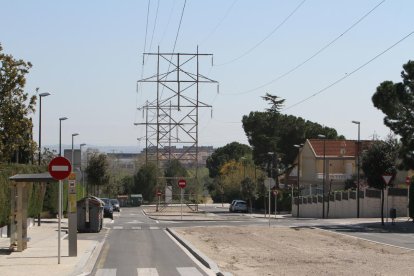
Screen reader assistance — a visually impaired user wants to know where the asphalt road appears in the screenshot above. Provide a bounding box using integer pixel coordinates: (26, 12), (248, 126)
(91, 208), (210, 276)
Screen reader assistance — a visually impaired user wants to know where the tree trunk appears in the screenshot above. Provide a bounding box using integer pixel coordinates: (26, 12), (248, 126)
(381, 188), (385, 226)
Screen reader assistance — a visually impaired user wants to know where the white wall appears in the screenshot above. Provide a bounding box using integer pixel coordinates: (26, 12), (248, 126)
(293, 189), (408, 218)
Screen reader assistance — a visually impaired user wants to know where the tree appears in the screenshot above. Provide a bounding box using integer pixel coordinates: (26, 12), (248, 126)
(134, 163), (158, 202)
(361, 137), (399, 225)
(242, 99), (343, 171)
(372, 60), (414, 169)
(206, 142), (251, 178)
(0, 43), (37, 163)
(85, 153), (110, 196)
(241, 177), (256, 212)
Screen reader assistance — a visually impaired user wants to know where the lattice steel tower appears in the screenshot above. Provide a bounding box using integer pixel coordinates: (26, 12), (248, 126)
(136, 47), (218, 173)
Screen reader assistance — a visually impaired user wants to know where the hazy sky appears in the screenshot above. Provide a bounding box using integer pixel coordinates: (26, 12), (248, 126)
(1, 0), (413, 151)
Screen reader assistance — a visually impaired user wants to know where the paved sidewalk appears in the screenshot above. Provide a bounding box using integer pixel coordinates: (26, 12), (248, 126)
(0, 219), (100, 276)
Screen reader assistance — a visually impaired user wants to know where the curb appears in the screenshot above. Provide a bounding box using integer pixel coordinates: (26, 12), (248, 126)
(166, 228), (229, 276)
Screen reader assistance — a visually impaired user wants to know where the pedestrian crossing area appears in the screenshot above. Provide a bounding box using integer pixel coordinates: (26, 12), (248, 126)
(95, 267), (203, 276)
(110, 226), (162, 230)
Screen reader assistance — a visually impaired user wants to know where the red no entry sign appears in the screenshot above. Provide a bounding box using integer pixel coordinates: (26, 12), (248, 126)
(48, 157), (72, 180)
(178, 179), (186, 188)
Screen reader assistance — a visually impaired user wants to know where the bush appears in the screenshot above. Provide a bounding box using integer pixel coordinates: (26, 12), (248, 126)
(0, 163), (46, 227)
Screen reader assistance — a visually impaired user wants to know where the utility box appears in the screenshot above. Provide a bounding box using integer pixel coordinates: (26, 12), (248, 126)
(77, 196), (104, 233)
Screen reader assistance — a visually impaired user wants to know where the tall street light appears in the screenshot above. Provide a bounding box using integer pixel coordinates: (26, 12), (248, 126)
(318, 134), (326, 219)
(294, 144), (303, 218)
(352, 120), (361, 218)
(38, 92), (51, 165)
(267, 152), (275, 226)
(59, 117), (68, 156)
(80, 143), (86, 197)
(71, 133), (79, 171)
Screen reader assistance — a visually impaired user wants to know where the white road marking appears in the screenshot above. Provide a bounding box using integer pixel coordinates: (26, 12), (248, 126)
(113, 226), (123, 230)
(149, 226), (160, 230)
(95, 268), (116, 276)
(127, 220), (143, 224)
(131, 226), (142, 230)
(137, 268), (159, 276)
(177, 267), (203, 276)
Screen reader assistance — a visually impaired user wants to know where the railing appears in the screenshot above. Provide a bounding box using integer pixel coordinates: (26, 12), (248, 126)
(316, 173), (352, 180)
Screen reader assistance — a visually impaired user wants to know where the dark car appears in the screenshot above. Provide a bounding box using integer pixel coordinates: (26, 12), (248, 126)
(100, 198), (114, 219)
(110, 199), (120, 212)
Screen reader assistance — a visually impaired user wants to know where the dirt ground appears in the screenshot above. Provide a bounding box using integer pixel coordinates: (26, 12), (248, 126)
(174, 226), (414, 276)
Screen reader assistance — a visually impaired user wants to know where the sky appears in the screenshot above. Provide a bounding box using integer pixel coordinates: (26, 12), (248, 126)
(1, 0), (413, 152)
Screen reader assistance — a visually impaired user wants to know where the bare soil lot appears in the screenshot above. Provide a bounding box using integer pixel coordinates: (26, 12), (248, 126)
(175, 226), (414, 276)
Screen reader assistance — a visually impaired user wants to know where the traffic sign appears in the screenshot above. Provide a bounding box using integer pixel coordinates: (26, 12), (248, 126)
(382, 174), (393, 186)
(48, 157), (72, 180)
(264, 178), (275, 189)
(156, 191), (162, 196)
(178, 179), (186, 188)
(406, 176), (411, 185)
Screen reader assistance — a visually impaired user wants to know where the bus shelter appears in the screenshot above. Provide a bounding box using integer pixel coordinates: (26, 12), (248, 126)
(8, 173), (56, 252)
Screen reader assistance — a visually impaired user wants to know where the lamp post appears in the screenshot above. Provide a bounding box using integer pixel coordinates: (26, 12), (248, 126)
(318, 134), (326, 219)
(294, 144), (303, 218)
(59, 117), (68, 156)
(71, 133), (79, 171)
(267, 152), (275, 227)
(57, 116), (67, 264)
(80, 143), (86, 197)
(352, 120), (361, 218)
(38, 92), (50, 165)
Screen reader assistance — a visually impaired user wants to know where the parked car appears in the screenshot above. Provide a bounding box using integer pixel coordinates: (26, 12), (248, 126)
(229, 200), (247, 212)
(100, 198), (114, 219)
(110, 199), (120, 212)
(232, 201), (248, 213)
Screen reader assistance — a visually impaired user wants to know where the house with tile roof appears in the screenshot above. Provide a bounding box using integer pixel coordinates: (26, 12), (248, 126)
(291, 139), (373, 195)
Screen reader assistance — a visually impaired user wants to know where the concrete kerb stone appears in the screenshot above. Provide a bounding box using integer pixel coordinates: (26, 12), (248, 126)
(166, 228), (229, 276)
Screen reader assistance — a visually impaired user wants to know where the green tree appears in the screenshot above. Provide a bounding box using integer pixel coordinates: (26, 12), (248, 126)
(361, 137), (399, 225)
(0, 43), (37, 163)
(165, 160), (188, 185)
(372, 60), (414, 169)
(85, 153), (110, 196)
(242, 94), (343, 172)
(206, 142), (251, 178)
(241, 177), (256, 212)
(134, 162), (158, 202)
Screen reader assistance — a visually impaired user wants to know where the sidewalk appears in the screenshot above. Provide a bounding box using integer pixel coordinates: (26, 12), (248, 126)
(0, 219), (100, 276)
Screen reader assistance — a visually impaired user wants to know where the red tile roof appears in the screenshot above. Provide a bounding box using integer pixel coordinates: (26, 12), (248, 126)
(308, 139), (372, 158)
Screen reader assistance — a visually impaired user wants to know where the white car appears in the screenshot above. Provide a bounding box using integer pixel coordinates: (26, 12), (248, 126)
(229, 200), (247, 212)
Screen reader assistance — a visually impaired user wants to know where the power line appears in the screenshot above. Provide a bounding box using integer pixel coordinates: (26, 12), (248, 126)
(148, 0), (160, 54)
(223, 0), (386, 96)
(215, 0), (307, 66)
(199, 0), (238, 45)
(158, 0), (177, 45)
(283, 30), (414, 111)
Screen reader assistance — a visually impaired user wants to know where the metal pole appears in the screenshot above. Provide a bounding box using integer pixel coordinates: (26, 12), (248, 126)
(275, 191), (277, 218)
(357, 124), (360, 218)
(323, 138), (326, 219)
(38, 96), (42, 165)
(58, 179), (61, 264)
(297, 147), (300, 218)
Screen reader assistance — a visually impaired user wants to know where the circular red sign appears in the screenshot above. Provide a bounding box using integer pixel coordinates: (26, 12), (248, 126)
(48, 156), (72, 180)
(406, 176), (411, 185)
(178, 179), (186, 188)
(156, 191), (162, 196)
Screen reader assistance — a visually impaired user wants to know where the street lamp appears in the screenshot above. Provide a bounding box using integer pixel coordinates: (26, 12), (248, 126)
(294, 144), (303, 218)
(80, 143), (86, 197)
(267, 152), (275, 226)
(38, 92), (51, 165)
(59, 117), (68, 156)
(71, 133), (79, 171)
(318, 134), (326, 219)
(352, 120), (361, 218)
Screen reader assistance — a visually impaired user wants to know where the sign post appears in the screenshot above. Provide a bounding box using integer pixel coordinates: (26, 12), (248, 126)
(48, 157), (72, 264)
(382, 174), (393, 223)
(68, 172), (77, 257)
(178, 179), (186, 221)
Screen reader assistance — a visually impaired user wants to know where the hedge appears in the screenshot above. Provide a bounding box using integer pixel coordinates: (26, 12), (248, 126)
(0, 163), (46, 227)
